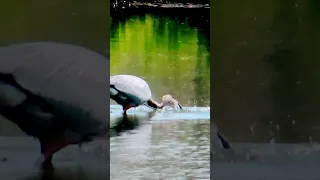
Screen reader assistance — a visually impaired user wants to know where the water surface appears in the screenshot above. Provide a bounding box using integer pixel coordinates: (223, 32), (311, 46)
(110, 105), (210, 180)
(110, 8), (211, 179)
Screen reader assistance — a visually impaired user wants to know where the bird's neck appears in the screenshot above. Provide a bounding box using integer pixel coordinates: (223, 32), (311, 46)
(147, 98), (163, 109)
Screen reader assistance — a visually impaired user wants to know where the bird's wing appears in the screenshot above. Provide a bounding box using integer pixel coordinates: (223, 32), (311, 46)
(110, 75), (152, 104)
(0, 42), (109, 135)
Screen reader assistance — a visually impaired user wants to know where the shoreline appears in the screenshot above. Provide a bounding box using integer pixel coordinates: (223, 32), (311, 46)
(130, 2), (210, 8)
(111, 1), (210, 10)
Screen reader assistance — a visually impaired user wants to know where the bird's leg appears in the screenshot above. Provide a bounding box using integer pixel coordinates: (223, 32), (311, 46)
(122, 105), (132, 115)
(37, 133), (72, 168)
(78, 136), (92, 152)
(78, 143), (82, 152)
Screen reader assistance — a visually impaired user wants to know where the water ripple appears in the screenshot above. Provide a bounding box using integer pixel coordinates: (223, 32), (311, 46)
(110, 118), (210, 180)
(110, 104), (210, 120)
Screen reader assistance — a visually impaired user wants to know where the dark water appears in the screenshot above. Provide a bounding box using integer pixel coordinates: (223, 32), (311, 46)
(212, 0), (320, 179)
(0, 137), (109, 180)
(212, 0), (320, 143)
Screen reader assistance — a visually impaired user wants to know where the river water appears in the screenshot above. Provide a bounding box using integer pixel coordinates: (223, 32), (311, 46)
(1, 0), (320, 179)
(110, 7), (211, 180)
(0, 3), (211, 180)
(110, 105), (210, 180)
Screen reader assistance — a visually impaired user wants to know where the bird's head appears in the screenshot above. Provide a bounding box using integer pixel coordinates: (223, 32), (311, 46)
(161, 94), (182, 110)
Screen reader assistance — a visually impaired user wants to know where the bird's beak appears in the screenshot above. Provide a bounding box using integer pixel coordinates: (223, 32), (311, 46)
(171, 99), (182, 110)
(217, 132), (231, 149)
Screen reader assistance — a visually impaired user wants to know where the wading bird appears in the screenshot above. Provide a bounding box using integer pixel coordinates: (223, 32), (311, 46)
(0, 42), (109, 168)
(110, 74), (182, 115)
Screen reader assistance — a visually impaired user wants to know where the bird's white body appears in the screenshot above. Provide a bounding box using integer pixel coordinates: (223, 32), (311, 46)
(0, 42), (109, 135)
(0, 41), (110, 166)
(110, 74), (152, 106)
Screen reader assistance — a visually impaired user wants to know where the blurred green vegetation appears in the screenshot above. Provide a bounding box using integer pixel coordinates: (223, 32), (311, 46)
(0, 0), (109, 54)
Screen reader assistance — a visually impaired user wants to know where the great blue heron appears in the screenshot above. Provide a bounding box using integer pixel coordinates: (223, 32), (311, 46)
(0, 42), (109, 168)
(110, 74), (182, 115)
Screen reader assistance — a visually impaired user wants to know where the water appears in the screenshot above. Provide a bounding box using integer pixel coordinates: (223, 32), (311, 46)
(212, 0), (320, 143)
(0, 105), (211, 180)
(0, 136), (110, 180)
(3, 0), (320, 179)
(211, 0), (320, 178)
(110, 7), (211, 179)
(110, 105), (210, 180)
(0, 4), (211, 179)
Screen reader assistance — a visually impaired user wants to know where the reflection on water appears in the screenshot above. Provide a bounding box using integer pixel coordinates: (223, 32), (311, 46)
(211, 142), (320, 179)
(21, 167), (103, 180)
(110, 110), (210, 179)
(110, 9), (210, 106)
(0, 136), (110, 180)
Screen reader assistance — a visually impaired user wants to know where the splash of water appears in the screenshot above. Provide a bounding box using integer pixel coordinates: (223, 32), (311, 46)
(110, 104), (210, 120)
